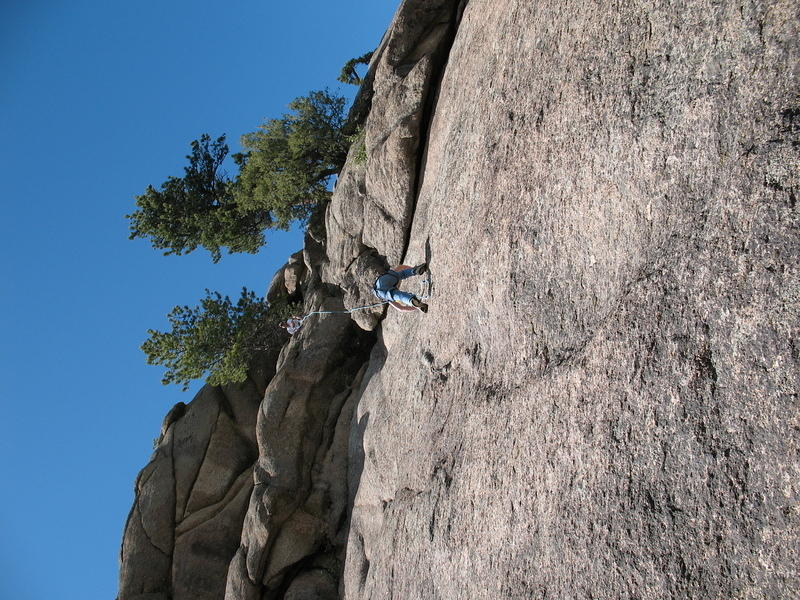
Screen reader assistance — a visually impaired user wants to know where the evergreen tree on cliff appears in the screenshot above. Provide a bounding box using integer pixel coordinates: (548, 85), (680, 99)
(234, 89), (348, 227)
(127, 134), (264, 263)
(141, 289), (294, 390)
(337, 51), (373, 85)
(127, 90), (347, 262)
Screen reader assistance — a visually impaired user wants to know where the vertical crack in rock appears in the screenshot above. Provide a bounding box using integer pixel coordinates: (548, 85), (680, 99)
(137, 501), (171, 560)
(322, 0), (467, 331)
(169, 422), (179, 587)
(401, 0), (467, 261)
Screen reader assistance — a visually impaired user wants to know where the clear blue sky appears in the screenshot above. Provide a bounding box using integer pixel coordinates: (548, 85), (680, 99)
(0, 2), (396, 598)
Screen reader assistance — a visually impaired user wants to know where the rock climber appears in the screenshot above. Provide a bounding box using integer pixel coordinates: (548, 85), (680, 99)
(279, 316), (303, 335)
(373, 263), (429, 312)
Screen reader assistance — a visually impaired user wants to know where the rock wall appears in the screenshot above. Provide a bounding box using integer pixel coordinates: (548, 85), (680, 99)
(223, 283), (375, 600)
(342, 0), (799, 598)
(118, 377), (269, 600)
(118, 0), (799, 598)
(325, 0), (464, 331)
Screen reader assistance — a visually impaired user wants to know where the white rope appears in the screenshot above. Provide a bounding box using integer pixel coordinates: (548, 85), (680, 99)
(296, 275), (432, 325)
(299, 301), (390, 323)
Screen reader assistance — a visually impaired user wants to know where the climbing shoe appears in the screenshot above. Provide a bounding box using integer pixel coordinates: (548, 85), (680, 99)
(413, 263), (428, 275)
(411, 297), (428, 313)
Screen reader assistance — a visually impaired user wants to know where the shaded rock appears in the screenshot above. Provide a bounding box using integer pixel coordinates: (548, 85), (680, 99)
(172, 470), (254, 599)
(283, 569), (338, 600)
(265, 268), (286, 305)
(158, 401), (185, 441)
(340, 250), (389, 332)
(117, 453), (174, 600)
(283, 251), (306, 298)
(118, 374), (274, 600)
(223, 287), (376, 599)
(266, 251), (307, 303)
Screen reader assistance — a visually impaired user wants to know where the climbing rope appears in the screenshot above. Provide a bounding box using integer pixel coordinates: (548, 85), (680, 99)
(297, 276), (432, 324)
(299, 300), (390, 323)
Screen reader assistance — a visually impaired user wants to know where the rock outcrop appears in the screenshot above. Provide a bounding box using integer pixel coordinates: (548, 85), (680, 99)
(340, 1), (799, 598)
(119, 0), (799, 598)
(223, 285), (375, 600)
(118, 377), (269, 600)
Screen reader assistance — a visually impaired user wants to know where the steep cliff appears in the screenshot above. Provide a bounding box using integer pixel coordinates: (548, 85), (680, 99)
(118, 0), (799, 598)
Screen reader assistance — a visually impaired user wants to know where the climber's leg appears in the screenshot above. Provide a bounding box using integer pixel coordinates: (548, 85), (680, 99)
(387, 288), (416, 305)
(390, 267), (417, 281)
(373, 284), (415, 305)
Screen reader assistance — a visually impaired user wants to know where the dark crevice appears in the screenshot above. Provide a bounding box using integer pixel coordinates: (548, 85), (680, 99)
(359, 532), (371, 591)
(245, 369), (270, 402)
(163, 425), (178, 597)
(268, 552), (339, 600)
(169, 425), (178, 541)
(401, 1), (466, 262)
(217, 389), (235, 421)
(343, 246), (374, 276)
(158, 402), (187, 444)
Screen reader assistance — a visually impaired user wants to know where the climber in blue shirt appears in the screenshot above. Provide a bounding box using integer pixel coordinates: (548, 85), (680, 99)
(373, 263), (428, 312)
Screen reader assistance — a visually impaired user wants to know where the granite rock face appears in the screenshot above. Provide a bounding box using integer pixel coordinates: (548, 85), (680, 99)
(223, 284), (376, 600)
(118, 377), (269, 600)
(119, 0), (799, 598)
(342, 0), (799, 598)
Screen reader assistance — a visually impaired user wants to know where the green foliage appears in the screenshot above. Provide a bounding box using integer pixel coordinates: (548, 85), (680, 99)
(128, 92), (348, 263)
(127, 134), (268, 263)
(234, 90), (348, 227)
(338, 51), (374, 85)
(142, 288), (297, 391)
(347, 127), (367, 165)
